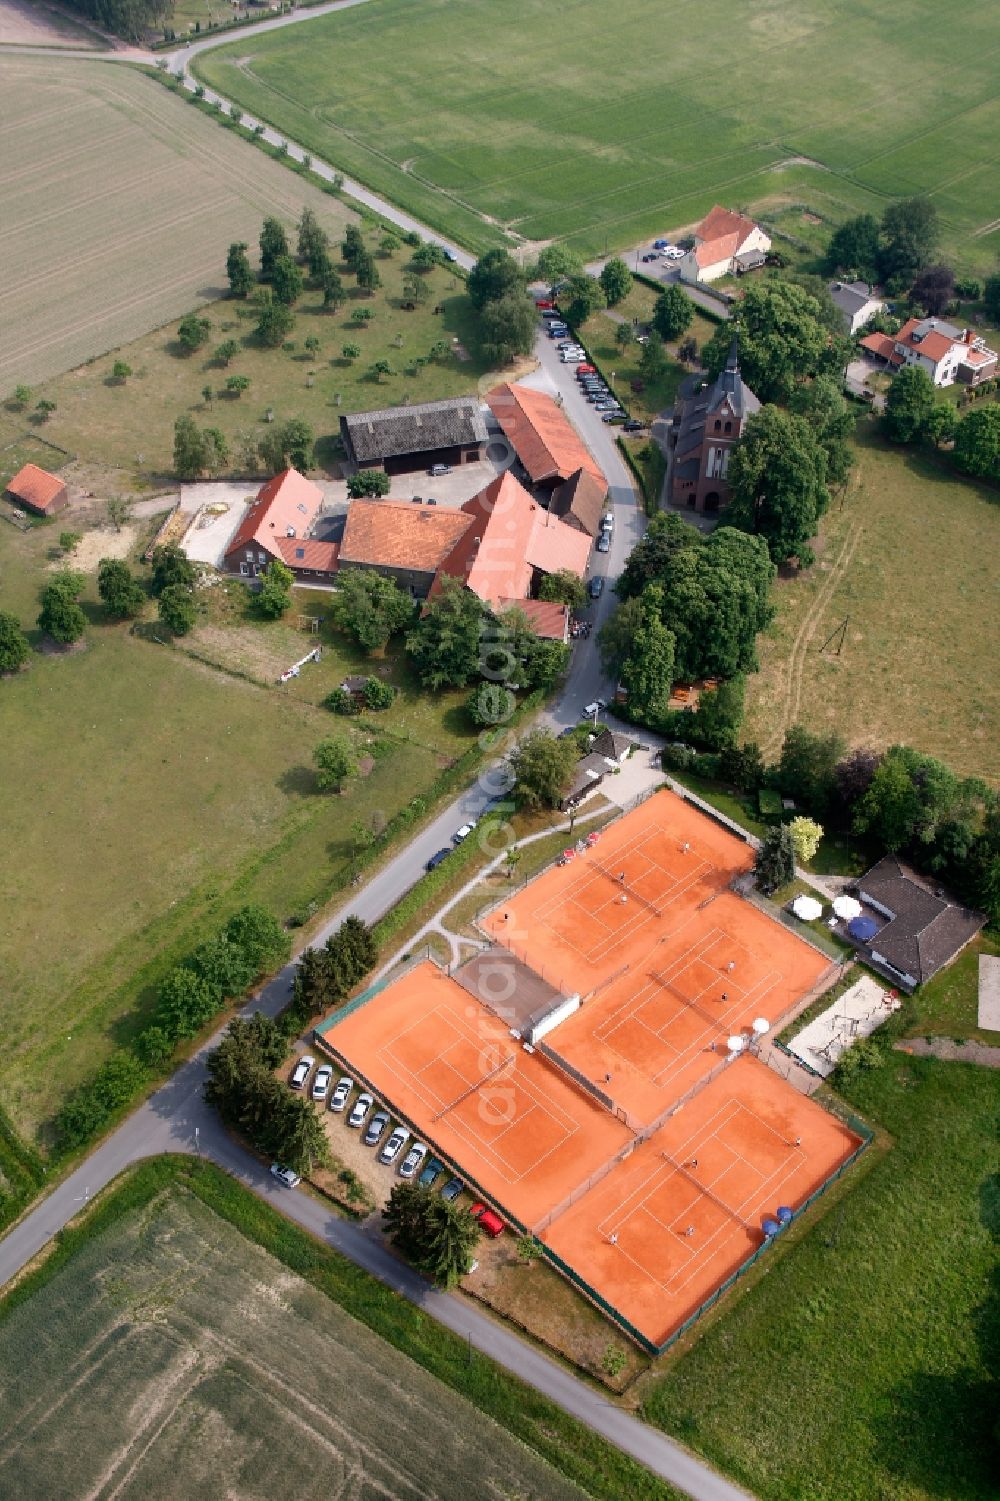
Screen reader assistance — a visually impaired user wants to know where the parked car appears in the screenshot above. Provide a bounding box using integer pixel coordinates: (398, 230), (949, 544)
(440, 1176), (464, 1201)
(603, 412), (627, 424)
(535, 298), (555, 310)
(329, 1075), (353, 1113)
(601, 511), (614, 531)
(469, 1202), (505, 1237)
(428, 463), (452, 476)
(419, 1156), (445, 1188)
(585, 698), (607, 713)
(443, 248), (457, 263)
(623, 419), (645, 432)
(426, 498), (438, 505)
(453, 821), (476, 843)
(311, 1063), (333, 1101)
(662, 245), (684, 260)
(641, 252), (659, 262)
(596, 533), (611, 553)
(364, 1110), (390, 1147)
(426, 848), (451, 872)
(576, 363), (596, 375)
(588, 577), (604, 599)
(399, 1142), (428, 1180)
(379, 1125), (410, 1165)
(540, 307), (560, 319)
(270, 1163), (301, 1189)
(348, 1091), (374, 1129)
(653, 238), (669, 250)
(289, 1055), (315, 1091)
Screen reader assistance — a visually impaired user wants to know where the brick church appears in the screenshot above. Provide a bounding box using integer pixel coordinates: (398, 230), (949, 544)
(668, 339), (759, 513)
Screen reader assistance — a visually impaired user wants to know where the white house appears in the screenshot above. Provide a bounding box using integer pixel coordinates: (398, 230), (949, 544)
(828, 280), (884, 335)
(679, 206), (771, 285)
(861, 316), (998, 388)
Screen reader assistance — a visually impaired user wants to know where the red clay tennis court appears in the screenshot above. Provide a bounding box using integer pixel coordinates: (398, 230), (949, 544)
(321, 961), (631, 1228)
(542, 1055), (860, 1346)
(319, 792), (863, 1350)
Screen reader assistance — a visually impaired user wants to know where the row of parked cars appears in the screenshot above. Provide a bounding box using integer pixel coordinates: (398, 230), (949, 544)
(284, 1054), (504, 1236)
(538, 305), (646, 432)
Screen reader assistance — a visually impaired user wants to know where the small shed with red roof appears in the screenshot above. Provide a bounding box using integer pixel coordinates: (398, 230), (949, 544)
(6, 463), (68, 517)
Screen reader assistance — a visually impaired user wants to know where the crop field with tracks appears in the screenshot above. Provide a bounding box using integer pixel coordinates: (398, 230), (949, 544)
(196, 0), (1000, 264)
(0, 56), (351, 391)
(0, 1183), (586, 1501)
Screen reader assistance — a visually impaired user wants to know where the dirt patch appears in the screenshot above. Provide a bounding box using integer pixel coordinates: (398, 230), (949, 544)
(56, 522), (139, 573)
(0, 0), (102, 47)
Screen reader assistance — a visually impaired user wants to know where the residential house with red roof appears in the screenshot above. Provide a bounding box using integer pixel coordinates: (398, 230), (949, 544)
(679, 205), (771, 285)
(222, 469), (338, 580)
(5, 463), (68, 517)
(860, 316), (998, 388)
(338, 499), (473, 597)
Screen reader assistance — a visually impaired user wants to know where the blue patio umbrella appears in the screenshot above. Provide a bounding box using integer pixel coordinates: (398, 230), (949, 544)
(848, 915), (879, 942)
(776, 1205), (794, 1225)
(762, 1217), (781, 1237)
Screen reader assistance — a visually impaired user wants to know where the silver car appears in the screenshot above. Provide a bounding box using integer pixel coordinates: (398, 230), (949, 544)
(399, 1142), (428, 1180)
(289, 1055), (315, 1091)
(311, 1063), (333, 1101)
(328, 1075), (353, 1112)
(379, 1126), (410, 1165)
(348, 1091), (374, 1129)
(364, 1110), (390, 1147)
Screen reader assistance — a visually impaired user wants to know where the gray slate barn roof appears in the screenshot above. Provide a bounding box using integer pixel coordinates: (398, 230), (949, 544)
(341, 398), (487, 464)
(854, 855), (986, 988)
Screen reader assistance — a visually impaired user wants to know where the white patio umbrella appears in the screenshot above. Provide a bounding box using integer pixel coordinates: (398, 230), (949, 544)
(833, 894), (862, 920)
(791, 894), (823, 922)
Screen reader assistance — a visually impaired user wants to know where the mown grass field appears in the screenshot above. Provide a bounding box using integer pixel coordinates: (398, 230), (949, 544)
(743, 422), (1000, 781)
(644, 1047), (999, 1501)
(196, 0), (1000, 266)
(0, 519), (477, 1147)
(0, 56), (352, 392)
(0, 1181), (589, 1501)
(14, 236), (488, 489)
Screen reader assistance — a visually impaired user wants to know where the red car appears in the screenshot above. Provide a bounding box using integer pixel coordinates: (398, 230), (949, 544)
(575, 364), (596, 376)
(469, 1202), (505, 1238)
(535, 298), (554, 309)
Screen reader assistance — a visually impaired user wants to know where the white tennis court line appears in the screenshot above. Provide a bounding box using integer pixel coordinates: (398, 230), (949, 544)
(377, 1004), (514, 1114)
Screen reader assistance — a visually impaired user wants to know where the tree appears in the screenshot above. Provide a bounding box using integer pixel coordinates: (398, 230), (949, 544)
(257, 559), (294, 618)
(883, 365), (937, 444)
(678, 334), (698, 364)
(225, 903), (290, 975)
(508, 729), (578, 811)
(598, 596), (646, 677)
(691, 674), (745, 750)
(97, 558), (144, 619)
(12, 384), (31, 409)
(314, 734), (357, 793)
(173, 413), (206, 480)
(615, 321), (634, 354)
(497, 607), (570, 691)
(599, 257), (632, 307)
(535, 245), (584, 284)
(468, 249), (526, 309)
(226, 374), (251, 398)
(405, 575), (485, 689)
(314, 265), (342, 312)
(776, 725), (844, 814)
(409, 242), (441, 272)
(834, 746), (884, 811)
(158, 582), (197, 636)
(202, 384), (214, 408)
(639, 334), (668, 383)
(296, 206), (327, 269)
(258, 417), (313, 473)
(215, 338), (241, 366)
(341, 224), (365, 268)
(538, 569), (587, 609)
(270, 255), (303, 306)
(617, 585), (675, 726)
(702, 283), (847, 404)
(754, 825), (795, 895)
(466, 679), (515, 728)
(0, 610), (30, 674)
(789, 375), (855, 486)
(304, 335), (320, 360)
(516, 1233), (545, 1267)
(356, 249), (381, 293)
(157, 965), (220, 1040)
(953, 406), (1000, 480)
(346, 468), (390, 499)
(111, 360), (131, 383)
(383, 1183), (480, 1287)
(727, 405), (829, 566)
(341, 341), (361, 363)
(37, 571), (85, 644)
(363, 675), (395, 710)
(379, 232), (401, 255)
(177, 313), (211, 354)
(879, 196), (939, 284)
(259, 216), (290, 281)
(912, 263), (955, 316)
(476, 291), (538, 364)
(369, 358), (393, 382)
(107, 496), (132, 531)
(652, 285), (694, 342)
(402, 274), (431, 308)
(350, 307), (373, 326)
(255, 295), (295, 348)
(788, 817), (823, 865)
(719, 741), (765, 792)
(984, 273), (1000, 324)
(328, 568), (414, 652)
(826, 214), (881, 281)
(59, 531), (80, 555)
(150, 543), (195, 596)
(34, 399), (56, 423)
(924, 402), (958, 449)
(226, 240), (254, 298)
(564, 274), (605, 328)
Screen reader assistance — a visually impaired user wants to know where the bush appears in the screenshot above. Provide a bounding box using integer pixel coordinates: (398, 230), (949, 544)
(324, 686), (358, 716)
(363, 676), (395, 710)
(54, 1051), (149, 1151)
